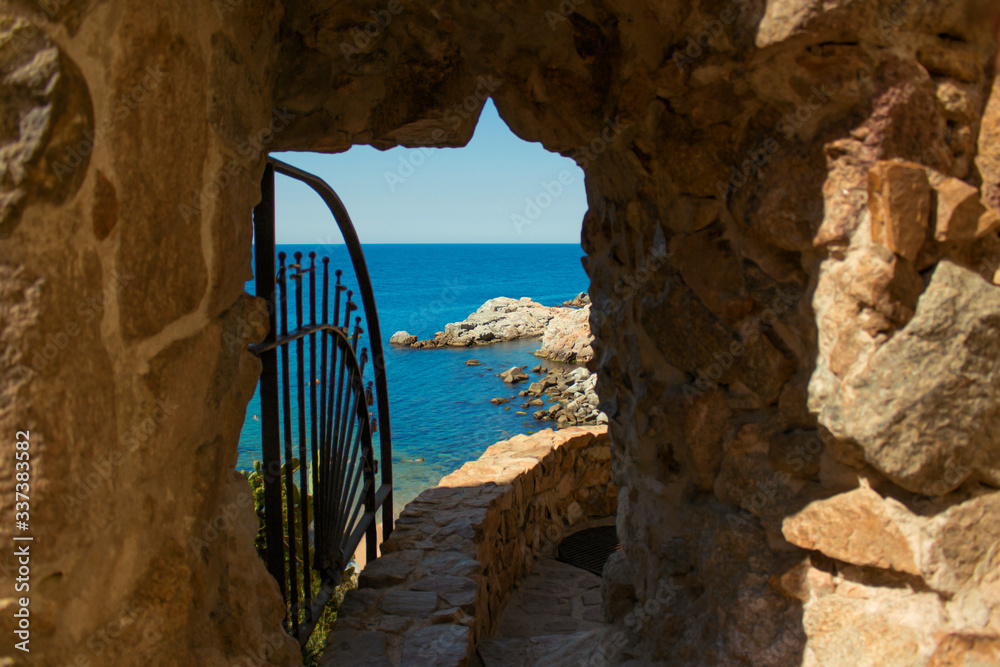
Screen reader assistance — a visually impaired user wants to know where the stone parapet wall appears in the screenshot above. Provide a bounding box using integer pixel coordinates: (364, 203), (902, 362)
(322, 426), (615, 666)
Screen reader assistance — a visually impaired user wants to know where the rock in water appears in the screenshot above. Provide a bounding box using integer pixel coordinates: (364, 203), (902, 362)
(389, 331), (417, 346)
(466, 359), (482, 366)
(500, 366), (528, 384)
(536, 304), (593, 363)
(489, 397), (510, 405)
(407, 296), (574, 348)
(524, 366), (605, 425)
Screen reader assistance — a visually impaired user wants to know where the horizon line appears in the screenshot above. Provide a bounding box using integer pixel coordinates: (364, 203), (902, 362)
(271, 241), (584, 245)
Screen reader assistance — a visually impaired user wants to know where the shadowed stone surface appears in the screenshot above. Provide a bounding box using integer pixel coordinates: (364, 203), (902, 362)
(476, 551), (609, 666)
(402, 625), (471, 667)
(3, 0), (1000, 664)
(321, 428), (614, 666)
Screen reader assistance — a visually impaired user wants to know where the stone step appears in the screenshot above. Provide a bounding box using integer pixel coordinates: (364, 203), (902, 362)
(475, 631), (598, 667)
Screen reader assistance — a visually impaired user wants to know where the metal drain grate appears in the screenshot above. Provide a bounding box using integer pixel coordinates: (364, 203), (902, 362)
(556, 524), (621, 576)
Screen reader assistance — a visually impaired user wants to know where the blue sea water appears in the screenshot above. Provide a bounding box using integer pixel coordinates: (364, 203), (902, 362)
(237, 243), (589, 513)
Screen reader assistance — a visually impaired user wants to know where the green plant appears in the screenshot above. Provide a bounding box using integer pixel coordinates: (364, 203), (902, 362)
(302, 566), (358, 667)
(242, 460), (358, 666)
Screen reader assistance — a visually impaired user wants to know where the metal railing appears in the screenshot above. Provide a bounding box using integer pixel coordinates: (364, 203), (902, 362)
(249, 157), (393, 644)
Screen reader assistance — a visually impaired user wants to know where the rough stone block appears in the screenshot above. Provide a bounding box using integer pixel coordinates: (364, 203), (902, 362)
(338, 588), (380, 617)
(321, 630), (392, 666)
(932, 176), (983, 242)
(928, 634), (1000, 666)
(401, 625), (471, 667)
(921, 492), (1000, 595)
(359, 554), (416, 588)
(782, 486), (921, 575)
(380, 590), (439, 616)
(812, 260), (1000, 494)
(869, 161), (931, 261)
(803, 588), (945, 665)
(411, 576), (478, 611)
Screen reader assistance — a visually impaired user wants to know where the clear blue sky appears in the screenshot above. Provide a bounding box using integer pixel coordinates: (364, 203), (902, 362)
(271, 100), (587, 244)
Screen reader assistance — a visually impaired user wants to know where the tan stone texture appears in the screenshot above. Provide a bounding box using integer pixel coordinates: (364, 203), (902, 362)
(323, 427), (614, 666)
(2, 0), (1000, 665)
(869, 160), (931, 261)
(782, 486), (921, 576)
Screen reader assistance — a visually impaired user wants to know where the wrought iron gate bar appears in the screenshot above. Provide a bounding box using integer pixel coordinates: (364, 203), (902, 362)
(252, 162), (286, 600)
(250, 157), (394, 647)
(268, 158), (394, 527)
(276, 251), (299, 633)
(248, 322), (353, 354)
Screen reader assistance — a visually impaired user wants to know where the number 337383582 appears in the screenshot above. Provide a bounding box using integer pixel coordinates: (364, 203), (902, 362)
(15, 430), (29, 502)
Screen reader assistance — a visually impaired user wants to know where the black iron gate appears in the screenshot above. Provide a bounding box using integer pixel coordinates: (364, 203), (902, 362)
(249, 157), (393, 644)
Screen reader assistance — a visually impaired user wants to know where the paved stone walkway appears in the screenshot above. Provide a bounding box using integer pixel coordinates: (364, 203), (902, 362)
(474, 555), (608, 666)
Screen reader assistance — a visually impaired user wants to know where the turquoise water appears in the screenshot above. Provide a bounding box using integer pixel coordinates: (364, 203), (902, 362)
(237, 243), (589, 512)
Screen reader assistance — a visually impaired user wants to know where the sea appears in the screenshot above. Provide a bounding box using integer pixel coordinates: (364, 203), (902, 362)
(237, 243), (590, 514)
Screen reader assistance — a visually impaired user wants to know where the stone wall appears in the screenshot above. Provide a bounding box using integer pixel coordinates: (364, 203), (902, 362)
(323, 426), (614, 666)
(0, 3), (300, 665)
(262, 2), (1000, 663)
(2, 0), (1000, 665)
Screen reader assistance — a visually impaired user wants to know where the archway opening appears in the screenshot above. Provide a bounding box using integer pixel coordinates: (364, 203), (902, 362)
(239, 98), (593, 522)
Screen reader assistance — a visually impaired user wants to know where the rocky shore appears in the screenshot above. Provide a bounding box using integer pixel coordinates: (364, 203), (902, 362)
(536, 305), (593, 363)
(392, 294), (603, 427)
(496, 364), (606, 427)
(390, 295), (593, 363)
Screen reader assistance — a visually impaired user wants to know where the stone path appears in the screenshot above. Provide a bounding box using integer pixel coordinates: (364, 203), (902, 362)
(474, 555), (607, 666)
